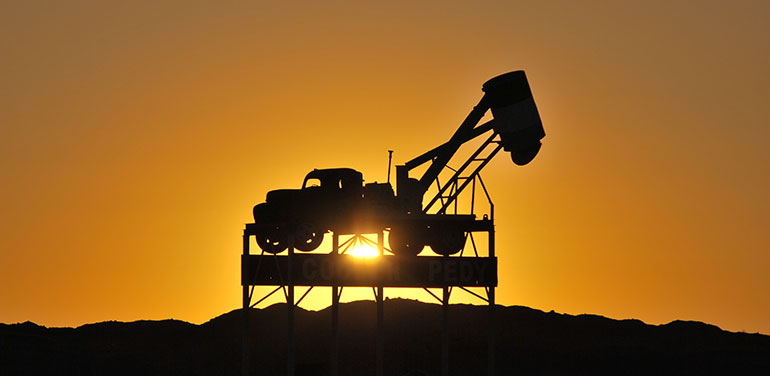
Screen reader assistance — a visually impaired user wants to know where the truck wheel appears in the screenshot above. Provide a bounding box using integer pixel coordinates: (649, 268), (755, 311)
(388, 228), (424, 256)
(429, 229), (466, 256)
(256, 227), (288, 254)
(295, 222), (324, 252)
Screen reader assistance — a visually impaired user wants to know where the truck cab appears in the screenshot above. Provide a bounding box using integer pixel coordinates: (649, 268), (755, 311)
(253, 168), (394, 253)
(300, 168), (363, 199)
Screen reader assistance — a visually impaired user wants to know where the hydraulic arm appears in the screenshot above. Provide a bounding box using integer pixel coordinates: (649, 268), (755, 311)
(395, 70), (546, 213)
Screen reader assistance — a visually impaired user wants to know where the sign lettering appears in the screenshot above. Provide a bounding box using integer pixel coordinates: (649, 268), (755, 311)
(242, 254), (497, 287)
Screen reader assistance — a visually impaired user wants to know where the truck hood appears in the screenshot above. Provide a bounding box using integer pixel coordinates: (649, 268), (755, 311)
(265, 189), (302, 203)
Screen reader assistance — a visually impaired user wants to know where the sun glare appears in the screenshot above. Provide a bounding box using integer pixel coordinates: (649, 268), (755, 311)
(348, 239), (380, 258)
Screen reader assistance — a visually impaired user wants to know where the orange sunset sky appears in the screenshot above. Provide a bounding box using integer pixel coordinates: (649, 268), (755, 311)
(1, 1), (769, 334)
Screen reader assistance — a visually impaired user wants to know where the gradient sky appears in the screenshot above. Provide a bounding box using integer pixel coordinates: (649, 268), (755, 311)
(1, 1), (768, 334)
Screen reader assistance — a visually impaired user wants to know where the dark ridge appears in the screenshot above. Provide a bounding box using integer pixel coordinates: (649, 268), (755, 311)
(2, 299), (768, 375)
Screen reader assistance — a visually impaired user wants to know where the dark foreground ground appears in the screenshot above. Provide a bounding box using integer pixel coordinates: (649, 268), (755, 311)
(2, 299), (769, 375)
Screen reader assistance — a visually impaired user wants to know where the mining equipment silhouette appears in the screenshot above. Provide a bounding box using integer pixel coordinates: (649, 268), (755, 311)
(241, 70), (545, 376)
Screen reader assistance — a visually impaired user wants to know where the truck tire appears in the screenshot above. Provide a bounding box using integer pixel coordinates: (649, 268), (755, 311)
(429, 228), (466, 256)
(388, 227), (424, 256)
(294, 222), (324, 252)
(256, 226), (288, 254)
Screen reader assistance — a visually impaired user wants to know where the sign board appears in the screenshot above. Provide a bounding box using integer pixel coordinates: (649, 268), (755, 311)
(242, 254), (497, 288)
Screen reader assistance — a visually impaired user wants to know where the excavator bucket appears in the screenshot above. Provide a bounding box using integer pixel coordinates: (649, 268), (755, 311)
(482, 70), (545, 165)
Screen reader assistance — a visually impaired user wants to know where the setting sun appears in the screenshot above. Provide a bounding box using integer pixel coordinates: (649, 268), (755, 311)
(347, 236), (380, 258)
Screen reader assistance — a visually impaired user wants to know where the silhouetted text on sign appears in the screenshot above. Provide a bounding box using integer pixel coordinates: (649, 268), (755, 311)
(241, 255), (497, 287)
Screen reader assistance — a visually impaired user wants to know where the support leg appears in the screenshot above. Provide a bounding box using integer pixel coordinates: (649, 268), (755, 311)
(376, 286), (384, 376)
(288, 242), (295, 376)
(488, 225), (495, 376)
(331, 233), (339, 376)
(488, 287), (495, 376)
(376, 232), (384, 376)
(442, 286), (449, 376)
(242, 232), (250, 376)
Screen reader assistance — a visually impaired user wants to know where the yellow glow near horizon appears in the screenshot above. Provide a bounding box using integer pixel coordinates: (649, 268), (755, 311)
(347, 237), (380, 258)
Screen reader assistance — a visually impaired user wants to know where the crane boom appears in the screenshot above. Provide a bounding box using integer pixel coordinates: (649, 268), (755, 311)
(396, 70), (545, 213)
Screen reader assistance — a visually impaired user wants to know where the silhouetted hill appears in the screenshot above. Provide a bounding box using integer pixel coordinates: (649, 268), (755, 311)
(2, 299), (769, 375)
